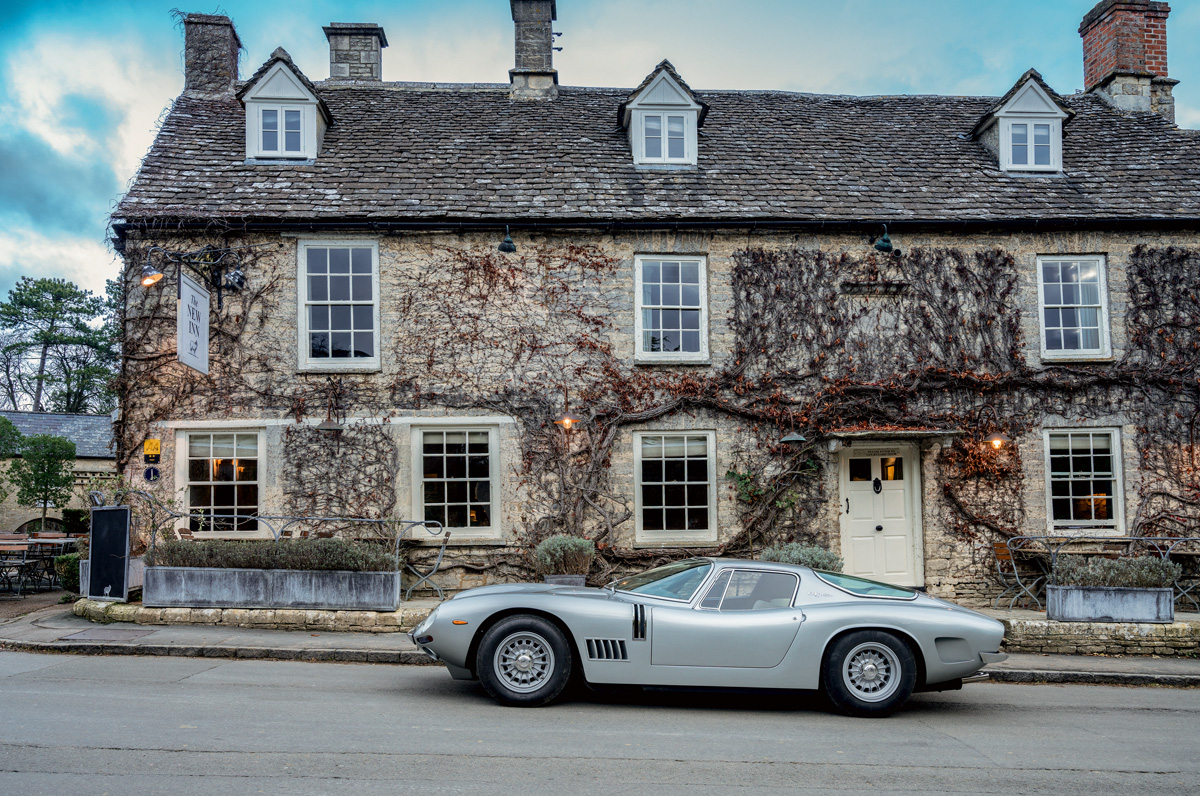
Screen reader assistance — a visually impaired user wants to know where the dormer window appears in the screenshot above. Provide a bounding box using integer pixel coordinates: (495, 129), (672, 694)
(620, 60), (707, 168)
(971, 69), (1071, 175)
(238, 48), (331, 162)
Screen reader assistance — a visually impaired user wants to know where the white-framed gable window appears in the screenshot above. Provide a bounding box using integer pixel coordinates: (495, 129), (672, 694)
(625, 71), (701, 166)
(1043, 429), (1124, 533)
(242, 61), (325, 160)
(412, 426), (500, 539)
(634, 254), (708, 363)
(994, 80), (1066, 173)
(634, 431), (717, 545)
(297, 241), (381, 371)
(1037, 255), (1111, 360)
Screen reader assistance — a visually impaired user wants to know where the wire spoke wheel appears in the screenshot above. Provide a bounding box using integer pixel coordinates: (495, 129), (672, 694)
(493, 631), (556, 693)
(842, 642), (901, 702)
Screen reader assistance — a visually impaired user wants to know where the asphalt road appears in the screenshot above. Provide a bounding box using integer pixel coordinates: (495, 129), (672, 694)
(0, 651), (1197, 796)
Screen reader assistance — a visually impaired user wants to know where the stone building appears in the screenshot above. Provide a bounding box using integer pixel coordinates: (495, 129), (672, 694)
(111, 1), (1200, 602)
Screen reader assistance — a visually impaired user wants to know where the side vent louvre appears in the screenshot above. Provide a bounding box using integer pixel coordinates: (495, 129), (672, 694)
(632, 604), (647, 640)
(585, 638), (629, 661)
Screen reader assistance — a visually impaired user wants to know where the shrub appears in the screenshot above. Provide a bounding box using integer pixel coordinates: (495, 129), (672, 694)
(1053, 555), (1182, 589)
(760, 542), (843, 572)
(143, 537), (399, 572)
(533, 535), (595, 575)
(54, 553), (81, 593)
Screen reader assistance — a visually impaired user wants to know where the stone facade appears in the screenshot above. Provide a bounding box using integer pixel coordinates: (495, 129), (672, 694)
(323, 24), (386, 81)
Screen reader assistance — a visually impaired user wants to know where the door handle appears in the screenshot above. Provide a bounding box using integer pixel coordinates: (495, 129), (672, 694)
(875, 525), (883, 532)
(845, 499), (850, 514)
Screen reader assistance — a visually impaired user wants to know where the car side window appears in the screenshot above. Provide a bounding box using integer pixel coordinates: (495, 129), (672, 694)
(703, 570), (798, 611)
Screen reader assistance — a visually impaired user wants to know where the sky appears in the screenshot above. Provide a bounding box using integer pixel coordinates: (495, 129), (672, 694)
(1, 0), (1198, 303)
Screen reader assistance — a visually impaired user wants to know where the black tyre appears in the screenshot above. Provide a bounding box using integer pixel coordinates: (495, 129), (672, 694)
(822, 630), (916, 717)
(476, 615), (573, 707)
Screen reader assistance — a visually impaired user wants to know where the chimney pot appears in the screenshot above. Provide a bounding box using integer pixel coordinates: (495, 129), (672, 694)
(323, 23), (388, 81)
(183, 13), (241, 93)
(509, 0), (558, 99)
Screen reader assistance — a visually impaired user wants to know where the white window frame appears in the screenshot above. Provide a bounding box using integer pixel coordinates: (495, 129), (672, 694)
(247, 103), (315, 159)
(296, 240), (381, 372)
(1000, 117), (1062, 173)
(633, 430), (718, 545)
(632, 108), (697, 165)
(410, 425), (502, 540)
(634, 254), (709, 364)
(175, 428), (268, 540)
(1042, 428), (1125, 534)
(1036, 255), (1111, 361)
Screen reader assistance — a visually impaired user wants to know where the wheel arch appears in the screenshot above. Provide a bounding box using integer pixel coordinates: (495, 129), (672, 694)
(465, 607), (579, 677)
(818, 625), (927, 689)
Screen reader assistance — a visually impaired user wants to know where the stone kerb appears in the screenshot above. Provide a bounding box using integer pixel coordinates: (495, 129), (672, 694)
(1001, 616), (1200, 656)
(74, 598), (435, 633)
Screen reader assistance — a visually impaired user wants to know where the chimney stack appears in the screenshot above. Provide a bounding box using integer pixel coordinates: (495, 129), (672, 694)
(1080, 0), (1176, 122)
(509, 0), (558, 99)
(323, 23), (388, 81)
(183, 13), (241, 93)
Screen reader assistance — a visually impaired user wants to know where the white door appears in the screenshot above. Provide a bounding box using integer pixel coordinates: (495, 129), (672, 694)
(840, 444), (921, 587)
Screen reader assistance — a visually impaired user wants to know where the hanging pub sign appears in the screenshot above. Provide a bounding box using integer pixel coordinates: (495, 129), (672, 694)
(177, 272), (210, 374)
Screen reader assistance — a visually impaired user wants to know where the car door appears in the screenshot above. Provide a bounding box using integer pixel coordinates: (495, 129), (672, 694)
(650, 569), (803, 668)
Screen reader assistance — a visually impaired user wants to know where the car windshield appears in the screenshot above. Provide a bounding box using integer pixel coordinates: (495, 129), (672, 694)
(815, 570), (916, 599)
(611, 559), (713, 601)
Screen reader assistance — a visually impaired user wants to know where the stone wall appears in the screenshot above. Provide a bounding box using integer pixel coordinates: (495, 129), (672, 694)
(116, 227), (1200, 600)
(1003, 617), (1200, 656)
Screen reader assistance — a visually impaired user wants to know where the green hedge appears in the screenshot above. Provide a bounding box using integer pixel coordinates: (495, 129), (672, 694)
(533, 535), (595, 575)
(759, 542), (844, 572)
(143, 538), (399, 572)
(54, 553), (81, 593)
(1053, 554), (1181, 589)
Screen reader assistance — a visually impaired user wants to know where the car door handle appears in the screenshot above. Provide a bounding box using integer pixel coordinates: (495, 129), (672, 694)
(875, 525), (883, 532)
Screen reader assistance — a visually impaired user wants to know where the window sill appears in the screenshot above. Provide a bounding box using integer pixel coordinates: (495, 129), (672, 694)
(633, 538), (718, 549)
(407, 536), (508, 547)
(634, 163), (698, 171)
(296, 363), (382, 374)
(1039, 353), (1113, 364)
(634, 357), (711, 367)
(244, 157), (316, 165)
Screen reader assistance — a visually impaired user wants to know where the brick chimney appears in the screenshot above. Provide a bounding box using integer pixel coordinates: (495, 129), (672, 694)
(1080, 0), (1176, 122)
(323, 23), (388, 81)
(509, 0), (558, 100)
(183, 13), (241, 94)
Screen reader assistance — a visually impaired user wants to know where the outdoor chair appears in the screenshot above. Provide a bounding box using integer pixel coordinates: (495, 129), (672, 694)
(404, 529), (451, 601)
(0, 544), (35, 596)
(993, 541), (1045, 610)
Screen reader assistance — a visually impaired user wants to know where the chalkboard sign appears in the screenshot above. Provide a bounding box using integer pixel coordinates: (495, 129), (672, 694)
(89, 506), (132, 602)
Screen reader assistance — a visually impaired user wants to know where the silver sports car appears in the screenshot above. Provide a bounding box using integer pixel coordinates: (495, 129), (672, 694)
(409, 557), (1007, 716)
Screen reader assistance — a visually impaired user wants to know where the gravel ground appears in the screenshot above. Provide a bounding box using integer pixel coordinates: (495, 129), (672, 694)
(0, 590), (73, 621)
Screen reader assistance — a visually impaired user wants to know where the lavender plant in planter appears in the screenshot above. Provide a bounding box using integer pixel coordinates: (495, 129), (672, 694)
(1047, 554), (1181, 624)
(534, 535), (595, 587)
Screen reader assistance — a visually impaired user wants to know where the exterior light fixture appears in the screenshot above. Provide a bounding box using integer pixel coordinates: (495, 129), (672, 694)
(554, 412), (581, 431)
(224, 267), (246, 291)
(780, 431), (808, 445)
(316, 418), (343, 433)
(984, 431), (1011, 450)
(141, 263), (164, 287)
(498, 225), (517, 254)
(870, 224), (902, 257)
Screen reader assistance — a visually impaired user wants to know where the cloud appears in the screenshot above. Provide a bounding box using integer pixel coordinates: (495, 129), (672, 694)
(0, 228), (118, 299)
(0, 125), (121, 233)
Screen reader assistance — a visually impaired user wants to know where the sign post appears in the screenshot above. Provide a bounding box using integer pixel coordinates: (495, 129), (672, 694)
(177, 272), (210, 375)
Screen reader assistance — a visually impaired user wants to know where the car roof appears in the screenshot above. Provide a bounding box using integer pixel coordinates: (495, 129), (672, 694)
(702, 557), (811, 575)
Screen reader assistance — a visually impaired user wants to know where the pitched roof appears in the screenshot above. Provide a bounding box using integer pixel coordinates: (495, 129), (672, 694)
(236, 47), (333, 123)
(114, 79), (1200, 227)
(0, 411), (114, 459)
(969, 68), (1074, 138)
(618, 60), (710, 127)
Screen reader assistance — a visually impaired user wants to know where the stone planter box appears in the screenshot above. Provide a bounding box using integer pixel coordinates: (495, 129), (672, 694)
(79, 557), (144, 597)
(543, 575), (586, 587)
(1046, 585), (1175, 624)
(143, 566), (402, 611)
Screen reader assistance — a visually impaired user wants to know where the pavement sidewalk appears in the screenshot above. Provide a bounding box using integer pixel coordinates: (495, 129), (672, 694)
(2, 603), (1199, 686)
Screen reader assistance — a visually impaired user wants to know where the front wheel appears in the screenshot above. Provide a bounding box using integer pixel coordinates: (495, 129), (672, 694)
(476, 615), (573, 707)
(822, 630), (916, 717)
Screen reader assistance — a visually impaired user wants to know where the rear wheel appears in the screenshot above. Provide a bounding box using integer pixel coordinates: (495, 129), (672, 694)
(477, 615), (573, 707)
(822, 630), (916, 717)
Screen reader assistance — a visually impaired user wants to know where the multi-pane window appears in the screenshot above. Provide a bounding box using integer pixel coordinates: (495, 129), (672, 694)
(419, 430), (494, 532)
(1038, 256), (1109, 358)
(635, 256), (707, 361)
(187, 432), (259, 533)
(1045, 430), (1122, 531)
(260, 107), (303, 155)
(637, 433), (714, 539)
(299, 243), (379, 368)
(1011, 122), (1051, 168)
(643, 113), (686, 161)
(699, 570), (799, 611)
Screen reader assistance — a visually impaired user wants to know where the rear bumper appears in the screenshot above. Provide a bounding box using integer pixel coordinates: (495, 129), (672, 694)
(980, 651), (1008, 664)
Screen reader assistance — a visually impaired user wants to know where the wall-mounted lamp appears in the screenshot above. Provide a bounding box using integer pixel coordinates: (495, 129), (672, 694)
(975, 404), (1011, 450)
(780, 431), (807, 445)
(498, 226), (517, 254)
(983, 431), (1012, 450)
(869, 224), (902, 257)
(554, 412), (581, 431)
(140, 243), (271, 309)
